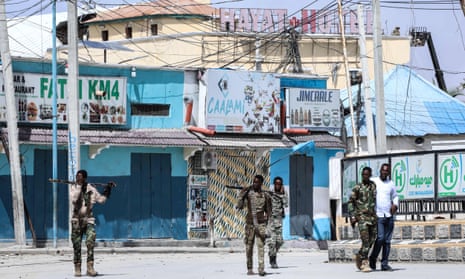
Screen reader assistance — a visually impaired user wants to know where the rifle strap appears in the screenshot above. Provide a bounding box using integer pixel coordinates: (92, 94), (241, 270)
(248, 191), (259, 228)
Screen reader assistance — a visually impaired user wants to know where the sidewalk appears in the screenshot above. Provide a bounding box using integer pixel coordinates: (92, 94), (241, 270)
(0, 239), (323, 256)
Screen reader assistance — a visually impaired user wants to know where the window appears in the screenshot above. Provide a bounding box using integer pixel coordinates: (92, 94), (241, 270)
(131, 104), (170, 116)
(101, 30), (109, 41)
(150, 24), (158, 36)
(125, 26), (133, 39)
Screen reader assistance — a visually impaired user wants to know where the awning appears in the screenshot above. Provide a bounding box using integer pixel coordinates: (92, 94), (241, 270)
(287, 133), (346, 149)
(189, 132), (294, 149)
(6, 127), (206, 147)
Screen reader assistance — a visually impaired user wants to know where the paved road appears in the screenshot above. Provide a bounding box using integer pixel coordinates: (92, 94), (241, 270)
(0, 249), (462, 279)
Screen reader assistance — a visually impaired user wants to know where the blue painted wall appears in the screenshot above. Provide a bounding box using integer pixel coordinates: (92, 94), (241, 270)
(0, 60), (190, 241)
(270, 147), (343, 240)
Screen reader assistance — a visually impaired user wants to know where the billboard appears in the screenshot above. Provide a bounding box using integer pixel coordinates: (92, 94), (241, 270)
(205, 69), (281, 134)
(0, 72), (127, 125)
(286, 88), (341, 131)
(437, 152), (465, 197)
(391, 153), (435, 199)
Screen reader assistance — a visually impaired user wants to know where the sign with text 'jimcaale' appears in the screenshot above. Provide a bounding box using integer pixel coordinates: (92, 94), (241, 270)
(205, 69), (281, 134)
(286, 88), (341, 132)
(0, 73), (127, 125)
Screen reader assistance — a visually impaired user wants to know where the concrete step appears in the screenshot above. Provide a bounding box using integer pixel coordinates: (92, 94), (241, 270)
(328, 239), (465, 262)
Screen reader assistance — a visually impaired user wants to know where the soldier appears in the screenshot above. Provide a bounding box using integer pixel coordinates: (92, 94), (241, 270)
(70, 170), (113, 277)
(237, 174), (272, 276)
(267, 176), (288, 269)
(348, 166), (377, 273)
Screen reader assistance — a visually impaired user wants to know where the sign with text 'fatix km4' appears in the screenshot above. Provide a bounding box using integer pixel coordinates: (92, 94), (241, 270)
(286, 88), (341, 132)
(0, 73), (127, 125)
(205, 69), (281, 134)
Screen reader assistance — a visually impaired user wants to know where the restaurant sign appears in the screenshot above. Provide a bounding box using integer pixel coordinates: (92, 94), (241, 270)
(0, 73), (127, 125)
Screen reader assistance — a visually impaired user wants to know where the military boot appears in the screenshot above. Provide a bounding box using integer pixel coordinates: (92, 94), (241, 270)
(86, 261), (98, 277)
(270, 256), (278, 269)
(74, 263), (81, 277)
(360, 260), (372, 273)
(354, 253), (362, 270)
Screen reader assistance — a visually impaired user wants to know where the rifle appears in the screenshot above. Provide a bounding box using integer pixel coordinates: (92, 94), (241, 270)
(225, 185), (282, 198)
(48, 178), (117, 188)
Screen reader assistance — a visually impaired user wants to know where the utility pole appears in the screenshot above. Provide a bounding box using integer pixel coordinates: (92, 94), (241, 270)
(275, 28), (303, 73)
(337, 0), (359, 153)
(372, 0), (387, 154)
(358, 5), (376, 154)
(0, 0), (26, 245)
(67, 0), (80, 242)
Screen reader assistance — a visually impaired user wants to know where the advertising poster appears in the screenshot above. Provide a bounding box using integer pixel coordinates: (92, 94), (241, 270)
(391, 154), (435, 200)
(437, 153), (465, 197)
(287, 88), (341, 131)
(0, 72), (127, 125)
(205, 69), (281, 134)
(188, 175), (209, 231)
(356, 157), (389, 181)
(342, 160), (357, 204)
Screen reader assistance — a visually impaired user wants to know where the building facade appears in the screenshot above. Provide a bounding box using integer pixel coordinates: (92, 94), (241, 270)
(0, 58), (344, 243)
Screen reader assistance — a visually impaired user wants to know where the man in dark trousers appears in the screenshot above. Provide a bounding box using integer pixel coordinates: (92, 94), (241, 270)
(70, 170), (113, 277)
(237, 174), (272, 276)
(369, 163), (399, 271)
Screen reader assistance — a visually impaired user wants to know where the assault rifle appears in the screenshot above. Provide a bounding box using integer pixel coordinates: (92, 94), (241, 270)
(225, 185), (282, 198)
(48, 178), (117, 188)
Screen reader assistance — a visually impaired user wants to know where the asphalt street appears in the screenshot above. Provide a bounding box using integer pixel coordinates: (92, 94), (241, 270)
(0, 248), (463, 279)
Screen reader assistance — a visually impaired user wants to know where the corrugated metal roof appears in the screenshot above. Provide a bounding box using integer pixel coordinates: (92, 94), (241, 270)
(341, 65), (465, 137)
(5, 127), (345, 150)
(287, 133), (346, 149)
(189, 132), (294, 149)
(84, 0), (217, 23)
(189, 131), (345, 150)
(5, 127), (206, 147)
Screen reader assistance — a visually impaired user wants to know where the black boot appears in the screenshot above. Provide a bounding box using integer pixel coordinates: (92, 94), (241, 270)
(270, 256), (278, 269)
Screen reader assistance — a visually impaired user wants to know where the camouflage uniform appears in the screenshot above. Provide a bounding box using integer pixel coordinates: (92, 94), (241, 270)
(70, 183), (108, 266)
(348, 180), (377, 262)
(237, 188), (272, 275)
(267, 191), (288, 259)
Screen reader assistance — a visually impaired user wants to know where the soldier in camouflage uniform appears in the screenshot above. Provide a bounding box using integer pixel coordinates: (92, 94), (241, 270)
(237, 174), (272, 276)
(348, 166), (377, 273)
(70, 170), (113, 277)
(267, 176), (288, 269)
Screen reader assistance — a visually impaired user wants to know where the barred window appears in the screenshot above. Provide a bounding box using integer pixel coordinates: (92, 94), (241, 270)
(131, 104), (170, 116)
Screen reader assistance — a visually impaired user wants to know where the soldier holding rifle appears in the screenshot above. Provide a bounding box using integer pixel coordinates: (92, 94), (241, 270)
(69, 170), (114, 277)
(236, 174), (272, 276)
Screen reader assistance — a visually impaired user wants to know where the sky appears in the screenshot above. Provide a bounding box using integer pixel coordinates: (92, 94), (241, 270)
(218, 0), (465, 92)
(4, 0), (465, 92)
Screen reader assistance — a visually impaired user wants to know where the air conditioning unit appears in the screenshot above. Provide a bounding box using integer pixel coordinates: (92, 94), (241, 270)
(201, 151), (217, 170)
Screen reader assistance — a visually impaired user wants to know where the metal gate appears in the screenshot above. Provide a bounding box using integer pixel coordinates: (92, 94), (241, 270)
(289, 154), (313, 238)
(129, 153), (181, 238)
(31, 149), (69, 241)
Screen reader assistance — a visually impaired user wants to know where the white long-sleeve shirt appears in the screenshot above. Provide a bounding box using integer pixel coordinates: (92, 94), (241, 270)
(371, 176), (399, 218)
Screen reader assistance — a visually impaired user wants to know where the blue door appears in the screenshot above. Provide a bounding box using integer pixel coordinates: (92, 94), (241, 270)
(129, 153), (177, 238)
(30, 149), (69, 242)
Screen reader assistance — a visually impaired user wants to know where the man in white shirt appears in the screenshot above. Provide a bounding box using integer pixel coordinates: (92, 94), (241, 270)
(369, 163), (399, 271)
